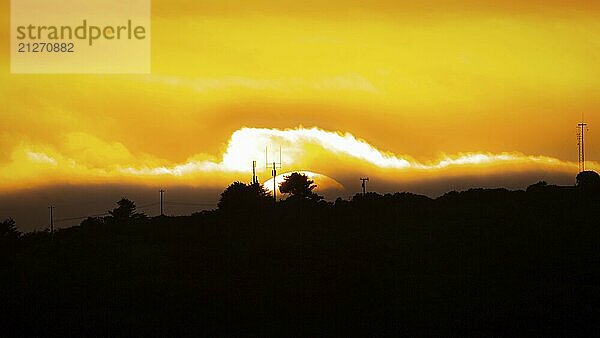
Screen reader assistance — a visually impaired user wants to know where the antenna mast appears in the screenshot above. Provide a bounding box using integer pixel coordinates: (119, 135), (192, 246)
(360, 177), (369, 195)
(252, 161), (258, 184)
(266, 146), (282, 202)
(577, 117), (588, 173)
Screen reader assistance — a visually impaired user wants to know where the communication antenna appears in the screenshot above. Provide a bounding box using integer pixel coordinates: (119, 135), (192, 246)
(266, 146), (283, 202)
(252, 161), (259, 184)
(360, 177), (369, 195)
(577, 115), (589, 173)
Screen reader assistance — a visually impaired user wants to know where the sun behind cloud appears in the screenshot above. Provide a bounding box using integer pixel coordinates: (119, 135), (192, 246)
(0, 126), (594, 193)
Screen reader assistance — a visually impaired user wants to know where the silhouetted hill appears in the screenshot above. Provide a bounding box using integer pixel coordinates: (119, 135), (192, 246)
(2, 184), (600, 336)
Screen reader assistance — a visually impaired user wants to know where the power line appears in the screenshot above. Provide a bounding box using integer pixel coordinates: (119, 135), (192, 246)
(53, 203), (158, 224)
(49, 193), (216, 226)
(55, 212), (110, 223)
(136, 202), (161, 209)
(164, 201), (216, 206)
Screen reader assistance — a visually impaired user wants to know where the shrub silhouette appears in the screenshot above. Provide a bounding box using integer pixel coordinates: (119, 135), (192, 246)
(80, 216), (105, 227)
(107, 198), (145, 222)
(526, 181), (547, 192)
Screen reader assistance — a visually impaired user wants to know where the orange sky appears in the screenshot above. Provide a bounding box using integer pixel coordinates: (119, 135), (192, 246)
(1, 0), (599, 194)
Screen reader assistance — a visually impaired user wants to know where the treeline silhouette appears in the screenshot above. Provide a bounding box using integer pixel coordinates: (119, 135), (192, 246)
(2, 172), (600, 336)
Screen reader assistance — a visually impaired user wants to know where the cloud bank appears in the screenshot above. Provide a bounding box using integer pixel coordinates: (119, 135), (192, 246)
(1, 126), (594, 193)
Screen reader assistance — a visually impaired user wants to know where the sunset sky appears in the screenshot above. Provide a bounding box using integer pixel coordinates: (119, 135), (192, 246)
(1, 1), (599, 228)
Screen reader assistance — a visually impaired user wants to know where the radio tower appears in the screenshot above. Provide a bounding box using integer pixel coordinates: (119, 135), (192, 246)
(577, 118), (588, 173)
(252, 161), (258, 184)
(360, 177), (369, 195)
(266, 146), (282, 202)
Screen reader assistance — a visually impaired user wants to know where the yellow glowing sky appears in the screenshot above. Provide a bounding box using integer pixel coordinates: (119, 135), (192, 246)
(1, 0), (599, 192)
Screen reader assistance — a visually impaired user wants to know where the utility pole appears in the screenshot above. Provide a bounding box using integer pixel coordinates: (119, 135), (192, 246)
(159, 189), (165, 216)
(360, 177), (369, 195)
(577, 118), (589, 173)
(48, 205), (54, 240)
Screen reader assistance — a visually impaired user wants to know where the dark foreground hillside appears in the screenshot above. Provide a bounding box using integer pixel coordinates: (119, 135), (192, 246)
(2, 185), (600, 336)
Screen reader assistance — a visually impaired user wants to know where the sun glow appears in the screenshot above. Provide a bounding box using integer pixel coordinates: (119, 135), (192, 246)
(119, 127), (587, 176)
(0, 126), (595, 193)
(1, 0), (599, 194)
(262, 171), (345, 194)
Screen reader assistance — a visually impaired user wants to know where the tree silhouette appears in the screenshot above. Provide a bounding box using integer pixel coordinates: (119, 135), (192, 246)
(218, 182), (272, 211)
(108, 198), (145, 222)
(0, 218), (21, 240)
(576, 170), (600, 187)
(279, 172), (323, 201)
(3, 174), (600, 336)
